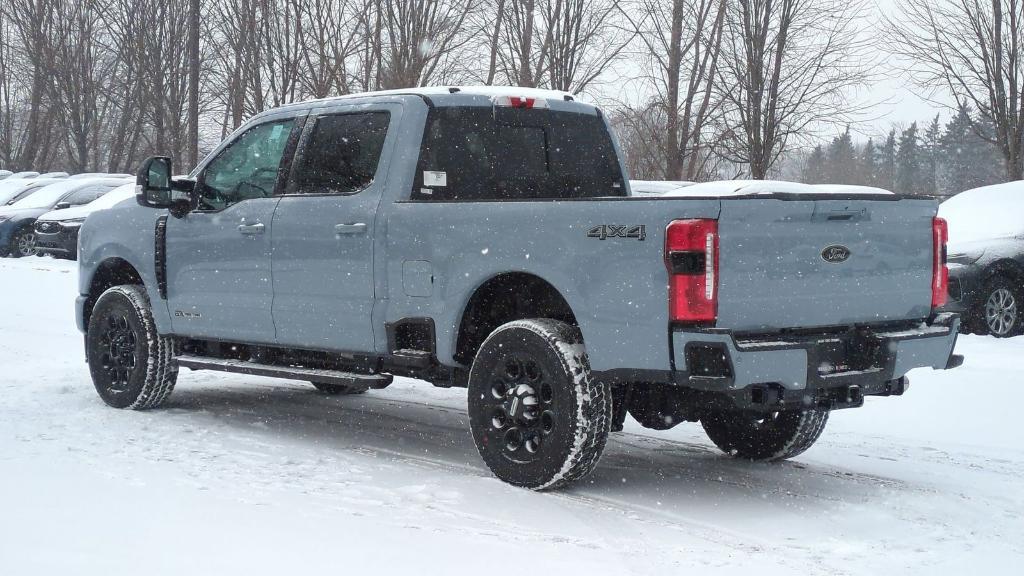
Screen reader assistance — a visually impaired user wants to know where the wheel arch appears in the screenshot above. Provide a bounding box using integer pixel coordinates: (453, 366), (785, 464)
(82, 257), (145, 330)
(453, 272), (578, 366)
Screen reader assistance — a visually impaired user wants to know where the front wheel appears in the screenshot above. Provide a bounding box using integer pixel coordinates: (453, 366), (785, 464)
(87, 285), (177, 409)
(701, 409), (828, 461)
(10, 229), (37, 258)
(467, 319), (611, 490)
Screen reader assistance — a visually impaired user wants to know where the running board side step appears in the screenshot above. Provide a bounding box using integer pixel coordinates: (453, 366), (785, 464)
(174, 355), (393, 388)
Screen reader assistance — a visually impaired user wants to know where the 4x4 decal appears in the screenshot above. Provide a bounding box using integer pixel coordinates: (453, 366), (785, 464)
(587, 224), (646, 241)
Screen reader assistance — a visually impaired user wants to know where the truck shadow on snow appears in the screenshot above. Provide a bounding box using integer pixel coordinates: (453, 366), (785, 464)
(161, 377), (907, 510)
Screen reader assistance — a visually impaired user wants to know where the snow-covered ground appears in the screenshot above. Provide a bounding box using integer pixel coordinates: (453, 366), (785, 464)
(1, 257), (1020, 575)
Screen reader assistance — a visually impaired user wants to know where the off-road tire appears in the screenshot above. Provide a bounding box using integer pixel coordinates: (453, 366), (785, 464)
(976, 276), (1023, 338)
(701, 408), (829, 461)
(467, 319), (611, 490)
(311, 382), (369, 395)
(87, 285), (177, 409)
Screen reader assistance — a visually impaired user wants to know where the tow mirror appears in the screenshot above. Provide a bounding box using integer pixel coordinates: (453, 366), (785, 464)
(136, 156), (195, 217)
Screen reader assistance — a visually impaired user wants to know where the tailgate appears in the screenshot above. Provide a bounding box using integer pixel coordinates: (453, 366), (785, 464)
(716, 196), (937, 331)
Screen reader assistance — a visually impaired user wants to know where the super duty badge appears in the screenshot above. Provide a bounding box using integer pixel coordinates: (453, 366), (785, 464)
(587, 224), (646, 241)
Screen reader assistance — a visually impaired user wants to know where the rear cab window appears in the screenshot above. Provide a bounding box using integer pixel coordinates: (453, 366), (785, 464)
(412, 105), (626, 201)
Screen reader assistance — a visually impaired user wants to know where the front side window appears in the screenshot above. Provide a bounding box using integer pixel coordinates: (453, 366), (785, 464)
(199, 119), (295, 210)
(290, 112), (390, 195)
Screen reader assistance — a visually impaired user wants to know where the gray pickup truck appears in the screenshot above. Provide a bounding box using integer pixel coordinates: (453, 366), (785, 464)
(76, 87), (961, 489)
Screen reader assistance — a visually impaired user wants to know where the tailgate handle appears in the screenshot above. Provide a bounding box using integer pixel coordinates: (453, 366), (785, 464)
(818, 209), (867, 222)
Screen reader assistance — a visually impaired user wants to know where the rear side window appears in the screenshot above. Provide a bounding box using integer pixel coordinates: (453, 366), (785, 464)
(412, 106), (625, 201)
(290, 112), (390, 195)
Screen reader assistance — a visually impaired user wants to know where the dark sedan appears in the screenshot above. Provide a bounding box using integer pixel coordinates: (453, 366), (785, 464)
(942, 238), (1024, 337)
(0, 178), (128, 258)
(938, 183), (1024, 337)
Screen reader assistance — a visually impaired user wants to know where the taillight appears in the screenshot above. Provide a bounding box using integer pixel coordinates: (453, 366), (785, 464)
(666, 219), (719, 324)
(932, 217), (949, 309)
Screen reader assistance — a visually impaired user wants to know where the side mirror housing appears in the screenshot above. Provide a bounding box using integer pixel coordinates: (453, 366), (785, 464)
(55, 202), (71, 210)
(136, 156), (195, 217)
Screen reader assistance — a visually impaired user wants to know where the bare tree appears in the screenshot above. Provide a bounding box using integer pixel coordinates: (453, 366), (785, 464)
(374, 0), (480, 89)
(0, 0), (61, 170)
(717, 0), (871, 179)
(487, 0), (631, 92)
(623, 0), (726, 180)
(887, 0), (1024, 180)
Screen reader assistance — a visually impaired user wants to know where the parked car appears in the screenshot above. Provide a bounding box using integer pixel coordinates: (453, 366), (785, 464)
(8, 171), (39, 179)
(0, 177), (68, 206)
(0, 177), (130, 257)
(38, 171), (70, 178)
(77, 87), (959, 490)
(938, 182), (1024, 337)
(0, 170), (12, 180)
(35, 182), (136, 259)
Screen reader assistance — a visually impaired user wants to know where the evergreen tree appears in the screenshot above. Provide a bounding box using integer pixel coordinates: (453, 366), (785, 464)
(896, 123), (921, 194)
(939, 105), (1005, 195)
(860, 138), (878, 187)
(802, 145), (827, 183)
(826, 126), (857, 184)
(878, 129), (897, 191)
(922, 115), (941, 195)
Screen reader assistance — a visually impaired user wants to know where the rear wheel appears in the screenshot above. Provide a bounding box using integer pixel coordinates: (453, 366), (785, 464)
(311, 382), (368, 395)
(978, 276), (1022, 337)
(701, 409), (828, 461)
(87, 285), (177, 409)
(467, 319), (611, 490)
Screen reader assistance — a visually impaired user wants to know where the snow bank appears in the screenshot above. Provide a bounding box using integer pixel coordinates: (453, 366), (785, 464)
(939, 180), (1024, 245)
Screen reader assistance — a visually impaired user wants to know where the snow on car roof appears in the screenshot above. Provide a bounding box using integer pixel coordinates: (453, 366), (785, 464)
(629, 180), (696, 195)
(662, 180), (896, 197)
(939, 180), (1024, 245)
(37, 182), (137, 222)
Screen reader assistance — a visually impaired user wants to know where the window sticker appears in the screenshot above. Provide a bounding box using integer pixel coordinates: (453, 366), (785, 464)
(271, 124), (284, 139)
(423, 171), (447, 187)
(419, 188), (434, 195)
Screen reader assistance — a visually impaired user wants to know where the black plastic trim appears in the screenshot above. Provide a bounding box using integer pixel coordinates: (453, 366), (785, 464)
(154, 215), (168, 299)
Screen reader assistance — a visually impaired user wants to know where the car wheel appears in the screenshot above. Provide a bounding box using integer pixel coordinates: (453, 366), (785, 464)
(11, 229), (37, 258)
(311, 382), (368, 395)
(979, 277), (1022, 338)
(467, 319), (611, 490)
(87, 285), (178, 409)
(701, 409), (829, 461)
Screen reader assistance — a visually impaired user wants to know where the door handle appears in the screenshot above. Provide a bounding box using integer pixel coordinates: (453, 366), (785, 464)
(238, 222), (265, 235)
(334, 223), (367, 235)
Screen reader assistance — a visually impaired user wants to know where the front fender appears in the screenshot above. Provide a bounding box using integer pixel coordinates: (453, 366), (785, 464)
(78, 204), (171, 333)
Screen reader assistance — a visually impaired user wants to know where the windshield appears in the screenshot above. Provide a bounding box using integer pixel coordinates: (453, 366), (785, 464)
(87, 183), (135, 209)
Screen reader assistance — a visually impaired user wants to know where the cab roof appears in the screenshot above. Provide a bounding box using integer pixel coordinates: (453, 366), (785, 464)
(263, 86), (592, 116)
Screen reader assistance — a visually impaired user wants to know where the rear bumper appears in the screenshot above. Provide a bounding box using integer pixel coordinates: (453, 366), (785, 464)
(666, 313), (960, 408)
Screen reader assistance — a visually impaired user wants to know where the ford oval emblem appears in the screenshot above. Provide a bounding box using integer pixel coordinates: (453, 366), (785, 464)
(821, 245), (851, 263)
